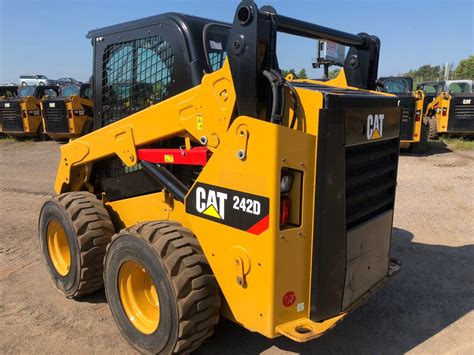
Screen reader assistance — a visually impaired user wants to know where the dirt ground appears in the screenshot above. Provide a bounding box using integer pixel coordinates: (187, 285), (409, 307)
(0, 139), (473, 354)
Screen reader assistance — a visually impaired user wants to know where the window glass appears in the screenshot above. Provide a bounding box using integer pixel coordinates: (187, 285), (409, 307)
(448, 82), (470, 94)
(383, 78), (411, 94)
(82, 86), (92, 99)
(0, 88), (16, 97)
(38, 75), (47, 79)
(61, 85), (80, 97)
(422, 84), (442, 94)
(204, 25), (230, 72)
(44, 89), (58, 97)
(18, 86), (35, 97)
(102, 36), (174, 126)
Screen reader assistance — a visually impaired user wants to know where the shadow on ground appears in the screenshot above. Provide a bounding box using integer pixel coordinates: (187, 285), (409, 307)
(400, 141), (452, 157)
(78, 289), (107, 304)
(197, 228), (474, 354)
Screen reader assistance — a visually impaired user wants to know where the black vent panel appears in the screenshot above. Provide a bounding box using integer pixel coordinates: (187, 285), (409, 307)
(452, 103), (474, 119)
(43, 100), (69, 133)
(0, 101), (22, 132)
(345, 138), (399, 230)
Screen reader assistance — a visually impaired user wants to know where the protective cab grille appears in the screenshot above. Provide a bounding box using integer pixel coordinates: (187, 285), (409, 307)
(101, 35), (174, 127)
(43, 100), (69, 133)
(0, 101), (22, 132)
(345, 138), (399, 230)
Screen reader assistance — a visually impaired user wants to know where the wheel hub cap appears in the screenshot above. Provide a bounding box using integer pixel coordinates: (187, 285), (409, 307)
(118, 260), (160, 334)
(46, 219), (71, 276)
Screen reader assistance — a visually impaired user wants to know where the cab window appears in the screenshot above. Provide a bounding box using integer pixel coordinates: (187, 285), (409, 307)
(422, 84), (439, 94)
(102, 36), (174, 126)
(448, 82), (470, 94)
(61, 85), (80, 97)
(204, 24), (230, 72)
(18, 86), (35, 97)
(383, 78), (411, 94)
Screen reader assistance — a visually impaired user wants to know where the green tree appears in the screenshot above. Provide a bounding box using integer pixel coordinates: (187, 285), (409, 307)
(452, 56), (474, 80)
(281, 68), (296, 77)
(297, 68), (308, 79)
(403, 64), (442, 85)
(328, 68), (341, 79)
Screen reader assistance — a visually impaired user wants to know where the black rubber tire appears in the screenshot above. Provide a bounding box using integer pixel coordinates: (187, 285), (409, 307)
(104, 221), (220, 354)
(39, 192), (115, 298)
(428, 117), (438, 140)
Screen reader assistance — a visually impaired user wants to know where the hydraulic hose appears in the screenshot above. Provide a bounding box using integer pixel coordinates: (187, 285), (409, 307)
(262, 69), (284, 124)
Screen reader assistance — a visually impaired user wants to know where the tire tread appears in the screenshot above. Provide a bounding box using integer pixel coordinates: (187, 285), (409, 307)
(112, 221), (220, 354)
(54, 191), (114, 298)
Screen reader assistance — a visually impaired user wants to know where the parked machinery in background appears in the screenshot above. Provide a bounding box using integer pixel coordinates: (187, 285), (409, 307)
(378, 77), (429, 152)
(421, 80), (474, 138)
(0, 85), (19, 136)
(0, 85), (60, 138)
(41, 83), (93, 140)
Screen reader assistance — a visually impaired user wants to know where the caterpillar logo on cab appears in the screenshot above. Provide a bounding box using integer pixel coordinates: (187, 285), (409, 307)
(195, 187), (227, 220)
(367, 114), (384, 140)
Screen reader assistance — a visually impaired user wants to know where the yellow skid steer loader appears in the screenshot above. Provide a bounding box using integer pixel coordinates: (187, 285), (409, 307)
(39, 1), (402, 353)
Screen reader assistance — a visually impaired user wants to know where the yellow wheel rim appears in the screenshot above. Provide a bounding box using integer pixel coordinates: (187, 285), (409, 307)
(46, 219), (71, 276)
(118, 260), (160, 334)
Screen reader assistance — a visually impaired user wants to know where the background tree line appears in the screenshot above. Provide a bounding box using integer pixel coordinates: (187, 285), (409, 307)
(280, 55), (473, 84)
(402, 56), (473, 86)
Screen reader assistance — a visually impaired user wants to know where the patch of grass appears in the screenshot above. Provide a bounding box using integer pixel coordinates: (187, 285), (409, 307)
(442, 137), (474, 150)
(0, 136), (16, 142)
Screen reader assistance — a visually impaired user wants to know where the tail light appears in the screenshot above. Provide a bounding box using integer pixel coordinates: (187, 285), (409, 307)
(22, 110), (27, 118)
(280, 196), (291, 225)
(68, 110), (73, 118)
(280, 169), (302, 229)
(442, 107), (447, 117)
(415, 110), (421, 122)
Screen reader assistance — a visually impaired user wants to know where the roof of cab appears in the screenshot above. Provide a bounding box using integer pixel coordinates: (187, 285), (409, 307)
(86, 12), (229, 39)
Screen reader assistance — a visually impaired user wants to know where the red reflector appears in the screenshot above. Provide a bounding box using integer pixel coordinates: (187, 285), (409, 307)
(442, 108), (447, 117)
(22, 110), (26, 118)
(138, 147), (209, 166)
(415, 110), (421, 122)
(280, 196), (291, 225)
(68, 110), (73, 118)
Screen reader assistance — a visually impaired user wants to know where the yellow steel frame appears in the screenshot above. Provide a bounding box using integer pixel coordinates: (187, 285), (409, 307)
(401, 90), (425, 144)
(53, 61), (391, 341)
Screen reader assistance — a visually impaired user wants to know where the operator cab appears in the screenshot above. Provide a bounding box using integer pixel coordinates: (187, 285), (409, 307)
(0, 85), (18, 99)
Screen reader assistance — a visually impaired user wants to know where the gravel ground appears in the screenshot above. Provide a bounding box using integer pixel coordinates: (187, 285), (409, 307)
(0, 139), (473, 354)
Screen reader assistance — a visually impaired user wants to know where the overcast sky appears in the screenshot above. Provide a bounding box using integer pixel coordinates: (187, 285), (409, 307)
(1, 0), (472, 83)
